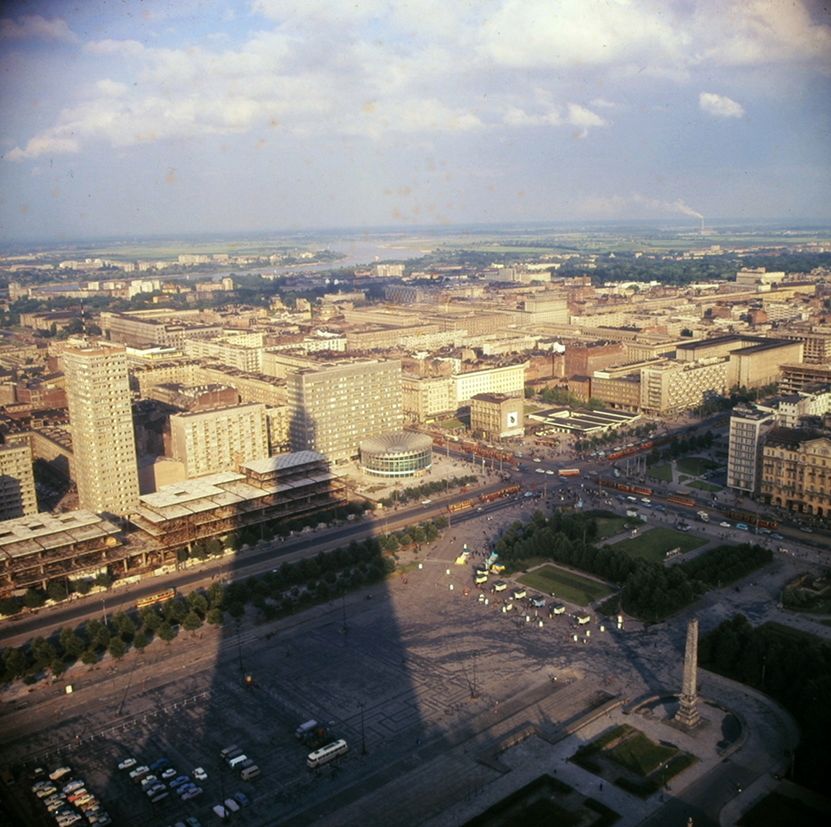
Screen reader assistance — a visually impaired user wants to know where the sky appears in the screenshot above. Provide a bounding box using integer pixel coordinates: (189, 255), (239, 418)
(1, 0), (830, 244)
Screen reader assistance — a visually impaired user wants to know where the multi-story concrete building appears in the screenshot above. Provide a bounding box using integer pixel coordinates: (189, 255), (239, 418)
(728, 340), (803, 389)
(452, 362), (527, 405)
(779, 363), (831, 394)
(288, 360), (402, 462)
(0, 509), (122, 597)
(639, 358), (730, 415)
(564, 342), (625, 378)
(63, 342), (140, 516)
(773, 328), (831, 364)
(470, 393), (524, 440)
(727, 405), (775, 494)
(101, 311), (221, 348)
(169, 403), (269, 478)
(401, 375), (455, 423)
(0, 437), (38, 520)
(182, 334), (264, 373)
(761, 427), (831, 517)
(776, 389), (831, 427)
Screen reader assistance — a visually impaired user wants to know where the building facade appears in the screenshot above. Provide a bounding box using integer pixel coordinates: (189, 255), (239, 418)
(401, 375), (455, 423)
(63, 342), (140, 516)
(288, 360), (403, 462)
(760, 429), (831, 517)
(0, 438), (38, 520)
(639, 359), (729, 415)
(727, 405), (775, 494)
(470, 393), (525, 440)
(169, 403), (269, 478)
(452, 362), (527, 405)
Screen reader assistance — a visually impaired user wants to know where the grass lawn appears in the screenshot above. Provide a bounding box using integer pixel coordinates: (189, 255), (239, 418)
(676, 456), (718, 475)
(606, 730), (677, 776)
(647, 463), (673, 482)
(435, 417), (466, 431)
(609, 527), (706, 563)
(595, 516), (630, 540)
(520, 564), (613, 606)
(688, 480), (721, 493)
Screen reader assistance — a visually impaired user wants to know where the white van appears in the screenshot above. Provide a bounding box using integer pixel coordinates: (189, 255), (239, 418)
(228, 754), (248, 769)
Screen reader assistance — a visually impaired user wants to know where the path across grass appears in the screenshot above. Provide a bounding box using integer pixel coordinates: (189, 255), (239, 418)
(607, 527), (707, 563)
(519, 564), (613, 606)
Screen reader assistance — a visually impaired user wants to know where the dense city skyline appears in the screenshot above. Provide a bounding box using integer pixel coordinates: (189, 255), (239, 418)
(1, 0), (831, 243)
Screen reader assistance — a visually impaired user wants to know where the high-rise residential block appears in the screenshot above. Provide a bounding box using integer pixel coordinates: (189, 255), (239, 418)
(288, 360), (402, 463)
(727, 405), (775, 494)
(63, 342), (140, 516)
(169, 403), (269, 478)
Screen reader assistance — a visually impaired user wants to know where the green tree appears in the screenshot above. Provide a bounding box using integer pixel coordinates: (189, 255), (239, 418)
(81, 649), (98, 665)
(22, 588), (46, 609)
(3, 647), (28, 681)
(157, 622), (177, 643)
(108, 638), (128, 660)
(112, 611), (136, 639)
(132, 629), (149, 651)
(206, 607), (224, 626)
(182, 611), (203, 632)
(58, 628), (86, 660)
(46, 579), (69, 602)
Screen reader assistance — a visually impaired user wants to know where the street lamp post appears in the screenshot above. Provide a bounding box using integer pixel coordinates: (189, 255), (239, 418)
(359, 701), (367, 755)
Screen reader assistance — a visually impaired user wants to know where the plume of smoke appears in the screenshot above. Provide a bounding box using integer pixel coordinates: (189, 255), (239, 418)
(631, 194), (703, 220)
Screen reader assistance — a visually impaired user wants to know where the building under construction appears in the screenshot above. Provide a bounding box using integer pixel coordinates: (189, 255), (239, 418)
(1, 451), (346, 597)
(0, 510), (122, 596)
(130, 450), (346, 557)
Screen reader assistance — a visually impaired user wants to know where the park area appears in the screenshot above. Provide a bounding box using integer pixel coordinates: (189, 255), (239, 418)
(519, 564), (613, 606)
(571, 724), (696, 798)
(607, 527), (707, 563)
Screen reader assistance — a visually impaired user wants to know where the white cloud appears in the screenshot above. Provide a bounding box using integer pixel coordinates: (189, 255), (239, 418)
(566, 104), (606, 128)
(84, 39), (146, 57)
(699, 91), (745, 118)
(5, 134), (80, 162)
(0, 14), (78, 43)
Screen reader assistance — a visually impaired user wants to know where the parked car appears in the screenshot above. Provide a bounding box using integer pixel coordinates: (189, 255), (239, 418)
(232, 792), (250, 808)
(192, 767), (208, 781)
(117, 758), (136, 771)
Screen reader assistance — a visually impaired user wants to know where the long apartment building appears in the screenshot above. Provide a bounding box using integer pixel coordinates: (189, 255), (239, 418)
(288, 360), (403, 462)
(639, 358), (729, 415)
(452, 362), (527, 405)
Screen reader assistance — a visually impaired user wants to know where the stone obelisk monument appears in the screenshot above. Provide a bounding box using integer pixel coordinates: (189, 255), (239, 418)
(674, 617), (701, 729)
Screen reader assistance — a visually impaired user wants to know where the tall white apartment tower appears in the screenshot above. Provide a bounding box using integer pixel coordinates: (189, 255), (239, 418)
(63, 342), (140, 516)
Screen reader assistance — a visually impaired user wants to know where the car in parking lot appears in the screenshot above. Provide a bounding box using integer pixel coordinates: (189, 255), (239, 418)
(184, 817), (203, 827)
(128, 766), (149, 780)
(170, 775), (190, 789)
(181, 786), (203, 801)
(233, 791), (250, 807)
(224, 797), (241, 813)
(149, 758), (170, 771)
(719, 521), (731, 528)
(192, 767), (208, 781)
(34, 784), (57, 798)
(161, 768), (177, 780)
(117, 758), (136, 771)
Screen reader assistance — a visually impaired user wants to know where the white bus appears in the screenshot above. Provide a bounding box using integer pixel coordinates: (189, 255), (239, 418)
(307, 739), (348, 769)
